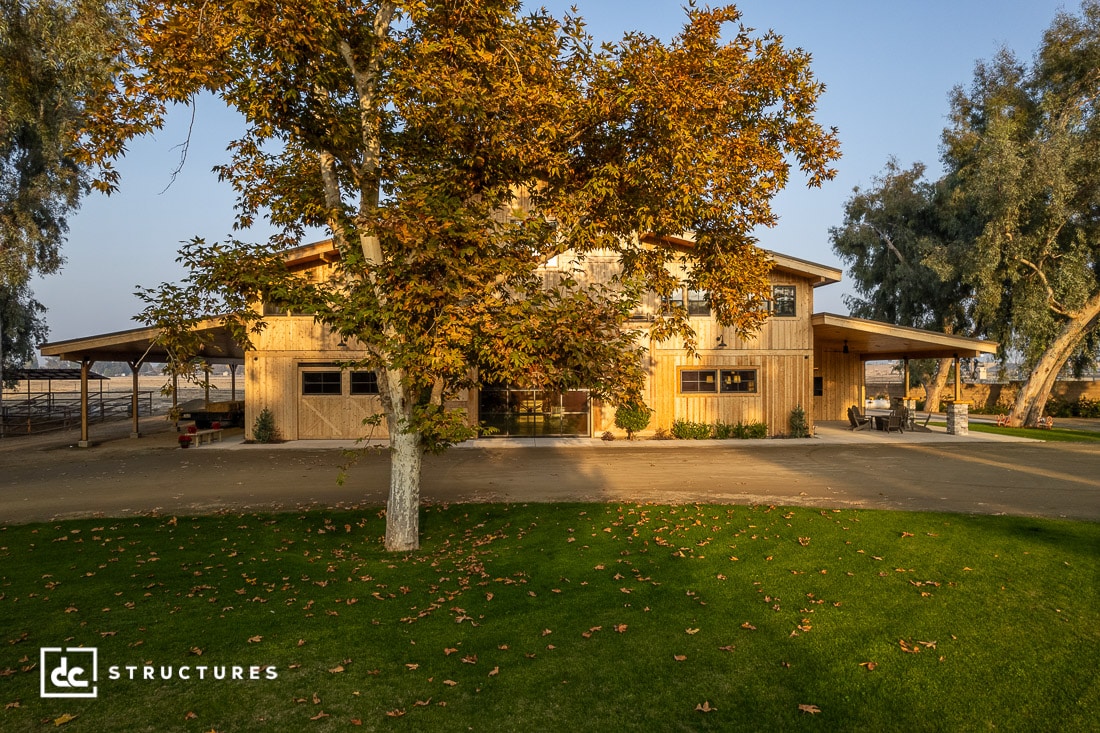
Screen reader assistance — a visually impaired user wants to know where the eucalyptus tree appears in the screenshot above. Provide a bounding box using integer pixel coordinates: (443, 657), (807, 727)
(86, 1), (840, 550)
(942, 0), (1100, 426)
(1, 0), (127, 398)
(829, 159), (973, 410)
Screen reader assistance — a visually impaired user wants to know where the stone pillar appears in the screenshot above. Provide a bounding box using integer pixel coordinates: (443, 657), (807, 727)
(946, 402), (969, 436)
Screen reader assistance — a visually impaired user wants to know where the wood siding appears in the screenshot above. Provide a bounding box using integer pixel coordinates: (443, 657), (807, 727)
(814, 348), (863, 421)
(247, 248), (833, 440)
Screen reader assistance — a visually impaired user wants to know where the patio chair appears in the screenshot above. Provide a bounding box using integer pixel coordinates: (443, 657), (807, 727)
(848, 405), (871, 431)
(884, 410), (904, 433)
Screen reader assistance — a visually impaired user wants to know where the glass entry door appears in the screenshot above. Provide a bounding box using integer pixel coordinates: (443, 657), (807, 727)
(478, 385), (590, 437)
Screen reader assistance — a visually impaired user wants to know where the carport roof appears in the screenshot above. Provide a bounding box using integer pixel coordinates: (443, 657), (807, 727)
(40, 320), (245, 365)
(812, 312), (998, 360)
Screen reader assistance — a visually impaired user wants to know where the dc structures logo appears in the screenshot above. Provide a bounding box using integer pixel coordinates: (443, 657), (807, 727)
(40, 648), (98, 699)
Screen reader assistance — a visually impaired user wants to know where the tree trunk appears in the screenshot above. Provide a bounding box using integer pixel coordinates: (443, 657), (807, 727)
(380, 366), (422, 551)
(922, 357), (953, 413)
(1010, 291), (1100, 426)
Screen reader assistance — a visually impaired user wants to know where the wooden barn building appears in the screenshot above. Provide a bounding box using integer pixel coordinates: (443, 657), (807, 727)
(41, 238), (996, 443)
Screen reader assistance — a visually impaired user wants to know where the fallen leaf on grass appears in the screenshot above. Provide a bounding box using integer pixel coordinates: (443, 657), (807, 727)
(443, 680), (457, 687)
(247, 635), (262, 643)
(695, 701), (716, 713)
(310, 711), (329, 721)
(860, 662), (877, 671)
(488, 666), (499, 677)
(413, 699), (431, 707)
(673, 655), (687, 662)
(740, 622), (756, 631)
(798, 704), (821, 714)
(385, 709), (405, 718)
(718, 645), (735, 653)
(328, 665), (344, 674)
(53, 713), (77, 726)
(443, 647), (458, 656)
(614, 624), (628, 633)
(685, 628), (700, 635)
(184, 711), (197, 720)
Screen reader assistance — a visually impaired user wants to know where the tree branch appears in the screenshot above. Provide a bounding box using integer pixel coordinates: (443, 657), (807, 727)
(1017, 256), (1071, 316)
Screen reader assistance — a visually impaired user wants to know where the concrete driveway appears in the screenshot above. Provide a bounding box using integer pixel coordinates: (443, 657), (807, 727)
(0, 416), (1097, 524)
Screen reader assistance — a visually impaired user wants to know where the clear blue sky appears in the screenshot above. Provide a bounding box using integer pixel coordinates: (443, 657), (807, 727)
(35, 0), (1071, 343)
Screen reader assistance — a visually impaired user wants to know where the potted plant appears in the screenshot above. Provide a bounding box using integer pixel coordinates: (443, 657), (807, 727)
(178, 434), (193, 448)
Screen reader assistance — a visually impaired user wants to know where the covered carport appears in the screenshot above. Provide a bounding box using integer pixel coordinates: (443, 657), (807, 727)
(811, 312), (999, 423)
(39, 321), (245, 447)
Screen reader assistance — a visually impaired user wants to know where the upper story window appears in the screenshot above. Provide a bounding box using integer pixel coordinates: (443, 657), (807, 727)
(686, 289), (710, 317)
(772, 285), (797, 317)
(660, 289), (711, 318)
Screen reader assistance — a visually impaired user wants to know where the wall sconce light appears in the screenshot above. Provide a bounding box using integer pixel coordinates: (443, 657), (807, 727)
(716, 335), (727, 349)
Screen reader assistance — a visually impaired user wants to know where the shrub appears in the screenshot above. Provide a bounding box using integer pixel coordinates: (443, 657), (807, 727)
(671, 419), (712, 440)
(601, 431), (615, 441)
(252, 407), (279, 443)
(652, 427), (674, 440)
(739, 421), (768, 439)
(788, 405), (810, 438)
(714, 421), (736, 440)
(614, 402), (651, 440)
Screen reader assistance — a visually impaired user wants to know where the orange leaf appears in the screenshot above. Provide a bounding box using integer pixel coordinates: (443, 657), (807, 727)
(798, 704), (821, 714)
(385, 709), (405, 718)
(488, 666), (499, 677)
(54, 713), (77, 726)
(695, 701), (716, 713)
(674, 655), (687, 661)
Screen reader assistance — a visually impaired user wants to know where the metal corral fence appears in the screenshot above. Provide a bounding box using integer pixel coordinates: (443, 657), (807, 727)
(0, 390), (156, 436)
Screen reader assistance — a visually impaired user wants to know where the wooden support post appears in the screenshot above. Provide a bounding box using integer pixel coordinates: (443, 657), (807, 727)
(79, 357), (93, 448)
(128, 359), (143, 438)
(902, 359), (910, 400)
(230, 363), (238, 401)
(172, 372), (179, 431)
(204, 364), (211, 405)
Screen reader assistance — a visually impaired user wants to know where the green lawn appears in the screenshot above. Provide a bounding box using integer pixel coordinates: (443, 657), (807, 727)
(1, 504), (1096, 731)
(964, 421), (1100, 442)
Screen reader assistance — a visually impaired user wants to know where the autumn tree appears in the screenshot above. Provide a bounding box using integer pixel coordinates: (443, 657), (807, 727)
(88, 2), (839, 550)
(941, 0), (1100, 426)
(829, 159), (974, 411)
